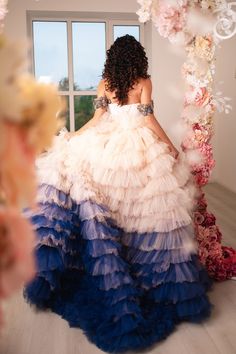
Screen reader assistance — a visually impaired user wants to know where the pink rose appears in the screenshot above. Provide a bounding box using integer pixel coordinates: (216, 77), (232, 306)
(209, 242), (222, 257)
(196, 225), (207, 241)
(195, 87), (211, 107)
(198, 247), (209, 264)
(194, 211), (205, 225)
(202, 212), (216, 227)
(194, 171), (209, 186)
(154, 1), (187, 40)
(185, 87), (211, 108)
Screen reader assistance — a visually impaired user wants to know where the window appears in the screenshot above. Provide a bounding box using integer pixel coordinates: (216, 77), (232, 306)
(33, 21), (69, 89)
(72, 22), (106, 91)
(30, 15), (144, 131)
(113, 25), (140, 41)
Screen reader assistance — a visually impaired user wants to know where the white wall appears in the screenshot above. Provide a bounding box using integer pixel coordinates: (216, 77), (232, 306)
(213, 35), (236, 193)
(151, 25), (186, 144)
(4, 0), (236, 192)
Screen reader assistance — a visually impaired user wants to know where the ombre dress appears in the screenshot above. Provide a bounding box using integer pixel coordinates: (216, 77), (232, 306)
(24, 101), (213, 353)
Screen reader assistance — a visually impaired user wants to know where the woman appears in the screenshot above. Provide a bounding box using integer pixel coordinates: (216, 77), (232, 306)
(24, 35), (213, 353)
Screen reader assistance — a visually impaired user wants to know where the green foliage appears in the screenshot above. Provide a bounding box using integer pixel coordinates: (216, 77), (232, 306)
(58, 77), (69, 91)
(57, 77), (96, 131)
(75, 96), (95, 130)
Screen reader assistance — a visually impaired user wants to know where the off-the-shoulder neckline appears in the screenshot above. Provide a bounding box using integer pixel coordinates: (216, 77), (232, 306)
(108, 102), (140, 107)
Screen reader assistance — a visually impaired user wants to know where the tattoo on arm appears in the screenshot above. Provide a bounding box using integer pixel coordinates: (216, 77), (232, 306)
(137, 100), (154, 116)
(93, 96), (109, 110)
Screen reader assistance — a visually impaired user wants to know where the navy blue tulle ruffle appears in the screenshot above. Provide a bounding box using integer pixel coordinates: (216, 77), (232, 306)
(24, 184), (213, 353)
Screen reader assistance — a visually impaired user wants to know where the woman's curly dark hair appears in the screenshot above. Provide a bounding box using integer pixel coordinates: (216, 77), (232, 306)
(102, 35), (150, 105)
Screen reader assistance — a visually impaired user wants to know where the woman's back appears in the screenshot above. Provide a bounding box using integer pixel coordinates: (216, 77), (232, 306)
(104, 78), (143, 105)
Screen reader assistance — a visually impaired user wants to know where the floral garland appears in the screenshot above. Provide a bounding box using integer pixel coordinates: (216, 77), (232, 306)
(0, 1), (64, 325)
(137, 0), (236, 280)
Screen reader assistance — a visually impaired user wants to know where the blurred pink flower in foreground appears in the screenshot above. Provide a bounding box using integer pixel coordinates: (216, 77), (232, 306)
(0, 207), (35, 297)
(0, 34), (65, 327)
(0, 121), (36, 208)
(0, 207), (35, 324)
(0, 0), (8, 24)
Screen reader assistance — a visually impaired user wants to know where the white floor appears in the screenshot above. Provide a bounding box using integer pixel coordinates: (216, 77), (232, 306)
(0, 182), (236, 354)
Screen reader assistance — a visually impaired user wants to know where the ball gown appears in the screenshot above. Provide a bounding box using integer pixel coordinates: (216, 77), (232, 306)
(24, 102), (213, 353)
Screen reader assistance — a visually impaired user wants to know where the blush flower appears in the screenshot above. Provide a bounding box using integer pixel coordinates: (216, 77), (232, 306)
(0, 207), (35, 298)
(0, 0), (8, 25)
(153, 0), (187, 41)
(0, 120), (36, 208)
(194, 211), (204, 224)
(195, 87), (211, 107)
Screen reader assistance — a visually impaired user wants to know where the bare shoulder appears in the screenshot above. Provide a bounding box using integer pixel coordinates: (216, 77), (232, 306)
(140, 77), (152, 90)
(97, 79), (106, 95)
(139, 77), (153, 105)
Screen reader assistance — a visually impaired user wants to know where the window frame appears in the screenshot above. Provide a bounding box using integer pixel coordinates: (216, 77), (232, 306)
(28, 13), (145, 131)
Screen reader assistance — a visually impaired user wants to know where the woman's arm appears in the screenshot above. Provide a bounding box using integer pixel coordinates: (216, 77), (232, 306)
(66, 80), (107, 138)
(140, 78), (179, 159)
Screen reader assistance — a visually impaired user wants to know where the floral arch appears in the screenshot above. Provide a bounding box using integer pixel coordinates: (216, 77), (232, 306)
(137, 0), (236, 280)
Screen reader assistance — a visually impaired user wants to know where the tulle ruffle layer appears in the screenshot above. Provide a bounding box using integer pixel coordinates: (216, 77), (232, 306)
(35, 123), (197, 233)
(24, 185), (213, 353)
